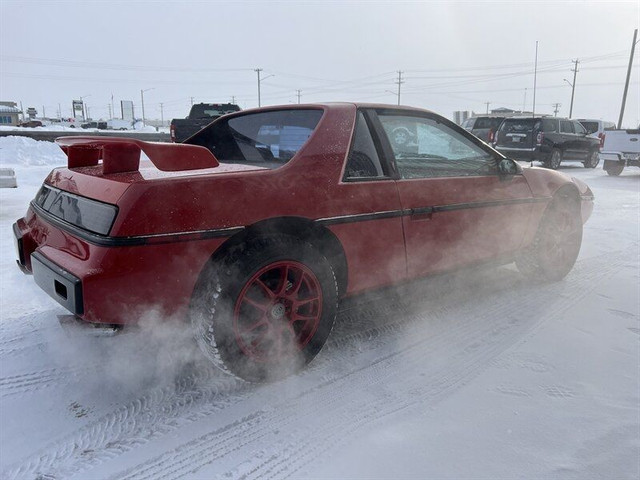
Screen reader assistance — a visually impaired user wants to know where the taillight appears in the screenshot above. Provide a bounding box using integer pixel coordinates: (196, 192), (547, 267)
(488, 129), (495, 143)
(170, 124), (176, 143)
(599, 132), (605, 150)
(536, 131), (544, 146)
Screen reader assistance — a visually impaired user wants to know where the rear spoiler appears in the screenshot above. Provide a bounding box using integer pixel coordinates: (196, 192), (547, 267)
(55, 136), (219, 173)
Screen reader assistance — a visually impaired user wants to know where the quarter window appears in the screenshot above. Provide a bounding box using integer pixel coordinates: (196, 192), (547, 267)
(187, 109), (323, 169)
(377, 113), (497, 179)
(344, 112), (385, 179)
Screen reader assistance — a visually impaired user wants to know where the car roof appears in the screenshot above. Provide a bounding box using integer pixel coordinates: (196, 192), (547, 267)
(235, 102), (440, 116)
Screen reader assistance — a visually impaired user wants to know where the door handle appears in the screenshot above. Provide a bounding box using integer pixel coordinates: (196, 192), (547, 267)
(410, 206), (433, 220)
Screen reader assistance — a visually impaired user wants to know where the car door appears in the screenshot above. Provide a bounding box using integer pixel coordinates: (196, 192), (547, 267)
(370, 109), (535, 279)
(572, 120), (592, 159)
(559, 119), (578, 158)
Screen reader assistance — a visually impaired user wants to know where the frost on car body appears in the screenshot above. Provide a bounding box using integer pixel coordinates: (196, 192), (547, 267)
(13, 103), (594, 381)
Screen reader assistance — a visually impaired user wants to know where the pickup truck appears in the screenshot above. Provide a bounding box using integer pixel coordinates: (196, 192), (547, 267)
(170, 103), (241, 143)
(599, 128), (640, 176)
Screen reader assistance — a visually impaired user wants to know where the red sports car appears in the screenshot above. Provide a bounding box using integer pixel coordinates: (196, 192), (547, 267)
(14, 103), (594, 381)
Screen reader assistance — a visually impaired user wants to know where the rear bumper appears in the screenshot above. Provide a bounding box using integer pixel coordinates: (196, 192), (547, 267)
(31, 251), (84, 315)
(14, 208), (228, 325)
(496, 146), (549, 162)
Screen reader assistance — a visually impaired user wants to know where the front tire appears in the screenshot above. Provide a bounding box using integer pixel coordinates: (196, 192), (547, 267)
(605, 162), (624, 176)
(516, 195), (583, 282)
(191, 235), (338, 382)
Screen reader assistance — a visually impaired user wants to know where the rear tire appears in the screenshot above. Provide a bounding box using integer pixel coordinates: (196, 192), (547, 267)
(583, 150), (599, 168)
(544, 149), (562, 170)
(190, 235), (338, 382)
(516, 195), (583, 282)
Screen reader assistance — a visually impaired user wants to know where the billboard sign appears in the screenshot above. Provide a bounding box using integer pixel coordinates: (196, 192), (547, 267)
(121, 100), (134, 121)
(72, 100), (84, 121)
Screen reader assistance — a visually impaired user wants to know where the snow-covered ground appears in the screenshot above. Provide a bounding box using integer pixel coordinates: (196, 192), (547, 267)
(0, 136), (638, 479)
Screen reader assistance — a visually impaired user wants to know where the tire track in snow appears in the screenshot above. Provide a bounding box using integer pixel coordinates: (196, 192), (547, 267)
(0, 366), (90, 398)
(101, 252), (627, 480)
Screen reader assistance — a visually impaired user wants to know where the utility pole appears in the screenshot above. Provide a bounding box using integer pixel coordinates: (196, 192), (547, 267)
(618, 28), (637, 128)
(532, 41), (538, 119)
(57, 103), (61, 119)
(111, 93), (115, 120)
(255, 68), (263, 107)
(523, 88), (527, 112)
(395, 71), (404, 106)
(296, 90), (302, 104)
(42, 106), (45, 118)
(160, 102), (164, 126)
(190, 96), (194, 106)
(108, 103), (112, 119)
(484, 102), (491, 114)
(568, 59), (579, 118)
(231, 96), (236, 104)
(552, 103), (561, 116)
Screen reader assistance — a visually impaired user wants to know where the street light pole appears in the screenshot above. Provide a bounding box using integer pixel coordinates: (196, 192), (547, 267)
(141, 88), (154, 127)
(255, 68), (263, 107)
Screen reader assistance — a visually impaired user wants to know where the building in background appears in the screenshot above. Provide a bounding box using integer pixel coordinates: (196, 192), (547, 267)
(0, 102), (22, 126)
(453, 110), (470, 125)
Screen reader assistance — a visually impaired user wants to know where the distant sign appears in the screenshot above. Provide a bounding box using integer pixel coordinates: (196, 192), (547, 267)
(26, 107), (37, 119)
(121, 100), (134, 121)
(72, 100), (84, 121)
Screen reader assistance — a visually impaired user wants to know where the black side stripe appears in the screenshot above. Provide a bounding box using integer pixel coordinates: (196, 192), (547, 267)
(33, 196), (551, 247)
(316, 196), (550, 226)
(31, 201), (245, 247)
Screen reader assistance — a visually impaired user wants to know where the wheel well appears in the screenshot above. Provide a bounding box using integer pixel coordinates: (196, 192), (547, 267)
(206, 216), (348, 297)
(552, 184), (581, 210)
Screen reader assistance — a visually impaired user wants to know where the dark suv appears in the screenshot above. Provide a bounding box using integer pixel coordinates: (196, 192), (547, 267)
(461, 115), (505, 143)
(494, 117), (600, 169)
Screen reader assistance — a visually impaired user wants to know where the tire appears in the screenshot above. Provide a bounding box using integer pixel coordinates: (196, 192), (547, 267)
(605, 162), (624, 176)
(190, 235), (338, 382)
(516, 195), (583, 282)
(583, 150), (600, 168)
(544, 148), (562, 169)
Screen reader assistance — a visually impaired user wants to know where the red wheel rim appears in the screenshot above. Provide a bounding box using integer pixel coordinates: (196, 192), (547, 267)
(233, 261), (323, 362)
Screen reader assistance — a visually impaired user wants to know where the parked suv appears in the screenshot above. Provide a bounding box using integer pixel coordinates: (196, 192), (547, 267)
(576, 118), (616, 150)
(494, 117), (600, 169)
(461, 115), (505, 143)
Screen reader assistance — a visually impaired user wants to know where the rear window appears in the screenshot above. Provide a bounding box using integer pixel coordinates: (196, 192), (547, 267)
(499, 118), (541, 133)
(473, 117), (503, 129)
(190, 103), (240, 118)
(187, 109), (323, 168)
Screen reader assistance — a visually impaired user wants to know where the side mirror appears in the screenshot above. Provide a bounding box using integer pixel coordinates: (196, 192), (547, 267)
(498, 158), (520, 175)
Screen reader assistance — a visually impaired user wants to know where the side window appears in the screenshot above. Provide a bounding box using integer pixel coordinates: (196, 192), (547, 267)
(344, 112), (386, 179)
(560, 120), (574, 134)
(377, 113), (497, 179)
(542, 119), (558, 132)
(573, 122), (586, 135)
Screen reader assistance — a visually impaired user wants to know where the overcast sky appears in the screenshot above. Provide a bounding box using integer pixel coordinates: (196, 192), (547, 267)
(1, 0), (638, 126)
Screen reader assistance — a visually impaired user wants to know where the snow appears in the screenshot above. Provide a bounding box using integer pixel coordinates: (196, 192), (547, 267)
(0, 136), (638, 479)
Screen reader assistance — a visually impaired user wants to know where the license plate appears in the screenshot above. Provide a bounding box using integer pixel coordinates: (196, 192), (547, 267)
(512, 136), (521, 143)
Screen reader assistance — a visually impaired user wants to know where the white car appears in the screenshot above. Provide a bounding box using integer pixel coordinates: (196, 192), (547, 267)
(0, 168), (17, 188)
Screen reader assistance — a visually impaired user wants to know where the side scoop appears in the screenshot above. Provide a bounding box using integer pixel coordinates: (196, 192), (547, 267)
(55, 136), (219, 173)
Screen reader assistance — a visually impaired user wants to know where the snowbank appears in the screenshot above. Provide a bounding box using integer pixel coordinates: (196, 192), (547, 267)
(0, 136), (67, 167)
